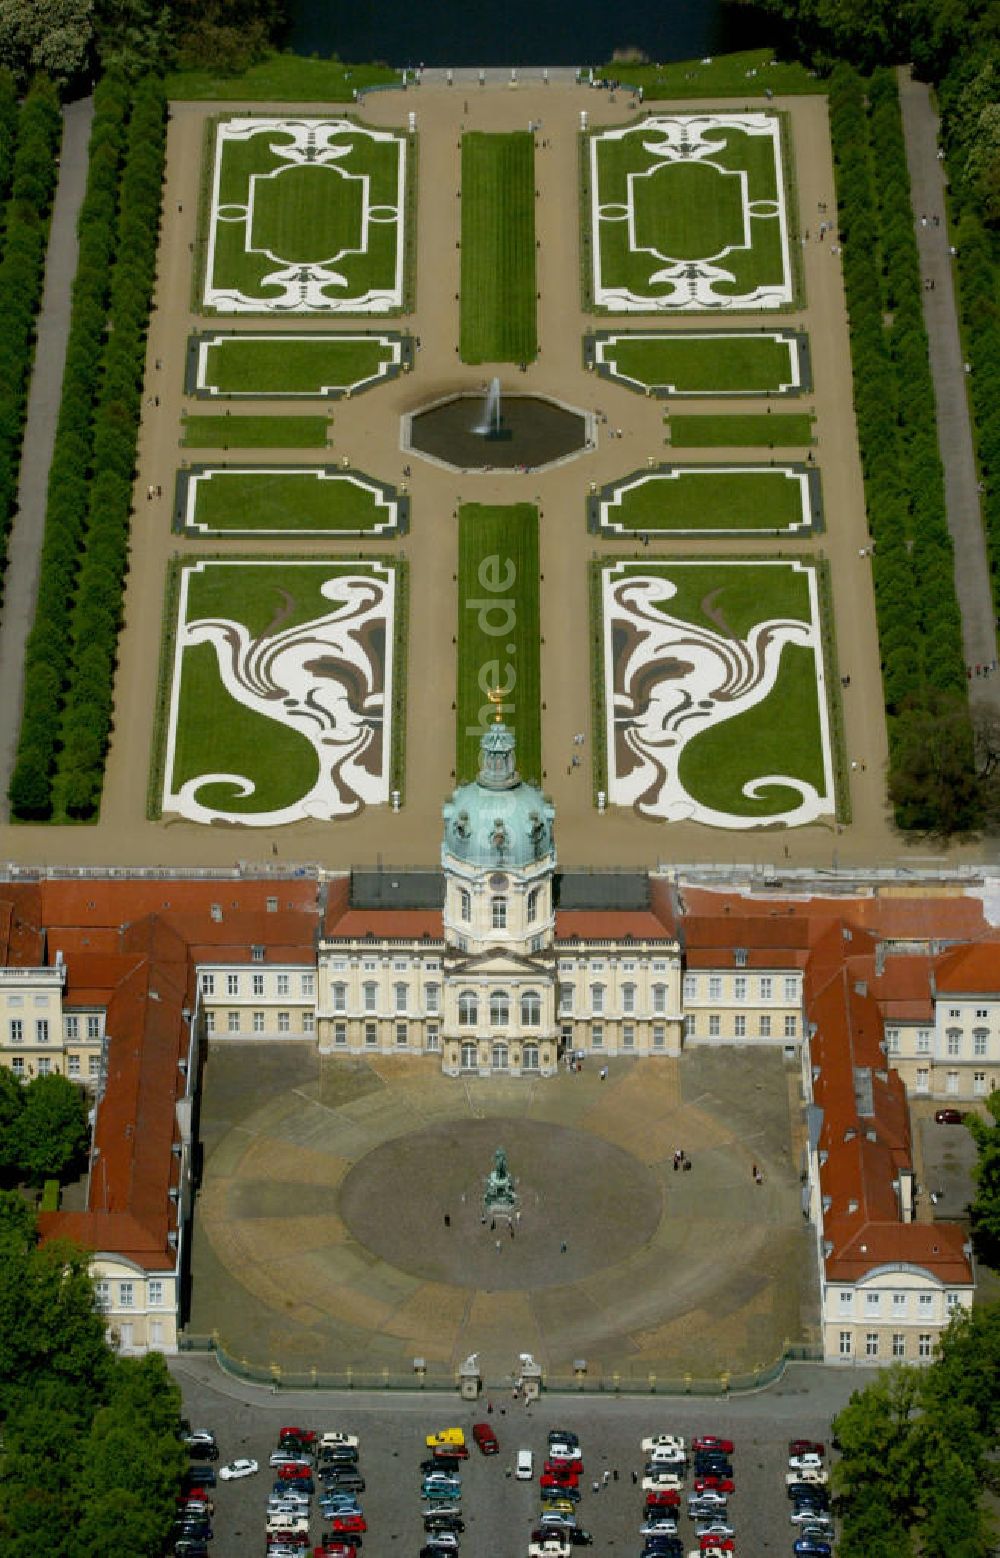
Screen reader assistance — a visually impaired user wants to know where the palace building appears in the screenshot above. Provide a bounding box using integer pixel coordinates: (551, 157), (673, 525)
(1, 724), (995, 1364)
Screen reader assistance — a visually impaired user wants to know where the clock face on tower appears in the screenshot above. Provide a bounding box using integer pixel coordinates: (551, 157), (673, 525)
(489, 872), (508, 894)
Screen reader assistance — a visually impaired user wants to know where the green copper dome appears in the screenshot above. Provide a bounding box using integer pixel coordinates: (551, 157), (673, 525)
(443, 720), (555, 869)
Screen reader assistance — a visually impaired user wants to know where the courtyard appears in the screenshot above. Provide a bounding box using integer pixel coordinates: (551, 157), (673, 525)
(189, 1045), (820, 1383)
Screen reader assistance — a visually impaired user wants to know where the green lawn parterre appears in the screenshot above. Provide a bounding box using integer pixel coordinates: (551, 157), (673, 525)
(597, 466), (812, 534)
(162, 560), (398, 823)
(457, 504), (541, 785)
(669, 413), (814, 447)
(593, 330), (805, 395)
(600, 559), (833, 824)
(204, 118), (406, 313)
(588, 115), (794, 312)
(179, 467), (401, 536)
(181, 415), (329, 448)
(460, 132), (537, 364)
(194, 332), (401, 396)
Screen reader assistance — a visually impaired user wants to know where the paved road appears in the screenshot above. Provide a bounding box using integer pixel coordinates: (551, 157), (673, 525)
(0, 95), (94, 818)
(169, 1352), (860, 1558)
(897, 69), (1000, 712)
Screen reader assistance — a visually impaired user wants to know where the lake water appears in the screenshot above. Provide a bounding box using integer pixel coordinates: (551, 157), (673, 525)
(287, 0), (759, 69)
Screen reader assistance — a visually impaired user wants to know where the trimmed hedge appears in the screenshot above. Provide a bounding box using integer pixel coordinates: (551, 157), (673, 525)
(0, 76), (62, 590)
(829, 65), (973, 829)
(9, 75), (166, 821)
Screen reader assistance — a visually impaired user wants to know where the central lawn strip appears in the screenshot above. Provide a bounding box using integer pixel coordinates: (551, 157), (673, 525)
(182, 415), (329, 448)
(669, 413), (814, 447)
(186, 469), (392, 534)
(605, 468), (806, 533)
(200, 334), (397, 396)
(457, 504), (540, 784)
(600, 331), (799, 395)
(460, 132), (536, 364)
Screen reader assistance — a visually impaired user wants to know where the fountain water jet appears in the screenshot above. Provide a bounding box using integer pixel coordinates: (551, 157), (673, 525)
(473, 376), (503, 438)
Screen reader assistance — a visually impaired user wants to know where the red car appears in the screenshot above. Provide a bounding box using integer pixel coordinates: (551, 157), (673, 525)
(540, 1471), (579, 1491)
(267, 1536), (308, 1550)
(546, 1456), (584, 1477)
(330, 1515), (366, 1536)
(278, 1464), (313, 1481)
(280, 1426), (318, 1445)
(934, 1108), (964, 1125)
(699, 1539), (734, 1555)
(435, 1441), (469, 1460)
(694, 1475), (735, 1494)
(645, 1490), (681, 1509)
(692, 1436), (734, 1455)
(788, 1439), (824, 1458)
(314, 1548), (356, 1558)
(472, 1422), (499, 1455)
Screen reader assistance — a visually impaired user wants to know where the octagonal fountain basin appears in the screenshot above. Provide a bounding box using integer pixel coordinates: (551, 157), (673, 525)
(402, 388), (594, 473)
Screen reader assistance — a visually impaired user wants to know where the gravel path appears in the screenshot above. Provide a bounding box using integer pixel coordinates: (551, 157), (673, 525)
(0, 96), (94, 818)
(897, 67), (1000, 710)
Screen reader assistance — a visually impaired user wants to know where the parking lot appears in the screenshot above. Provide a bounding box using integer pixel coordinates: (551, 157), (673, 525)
(171, 1354), (860, 1557)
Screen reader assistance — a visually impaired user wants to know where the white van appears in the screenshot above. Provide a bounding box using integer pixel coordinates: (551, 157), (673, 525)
(516, 1448), (534, 1480)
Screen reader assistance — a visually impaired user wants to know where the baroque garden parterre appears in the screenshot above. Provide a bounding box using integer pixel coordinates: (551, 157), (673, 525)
(143, 95), (853, 855)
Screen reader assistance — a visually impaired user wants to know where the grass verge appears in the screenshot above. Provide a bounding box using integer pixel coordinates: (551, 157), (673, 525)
(165, 53), (399, 101)
(668, 413), (814, 447)
(181, 415), (329, 448)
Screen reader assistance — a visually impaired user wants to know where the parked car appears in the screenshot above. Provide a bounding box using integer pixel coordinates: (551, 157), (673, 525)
(418, 1534), (458, 1554)
(527, 1542), (570, 1558)
(640, 1518), (679, 1537)
(934, 1108), (965, 1124)
(425, 1428), (465, 1448)
(172, 1543), (209, 1558)
(645, 1489), (681, 1509)
(181, 1467), (217, 1490)
(322, 1469), (365, 1492)
(642, 1434), (685, 1453)
(539, 1498), (577, 1517)
(786, 1467), (828, 1486)
(271, 1450), (315, 1469)
(793, 1544), (833, 1558)
(472, 1421), (499, 1454)
(547, 1441), (582, 1463)
(540, 1470), (579, 1489)
(788, 1440), (825, 1459)
(540, 1479), (581, 1501)
(424, 1512), (465, 1533)
(422, 1483), (461, 1503)
(547, 1430), (579, 1447)
(516, 1448), (534, 1480)
(790, 1508), (833, 1529)
(313, 1546), (356, 1558)
(691, 1436), (733, 1454)
(694, 1520), (735, 1539)
(789, 1452), (824, 1472)
(328, 1515), (366, 1535)
(421, 1457), (459, 1476)
(694, 1475), (735, 1494)
(316, 1431), (355, 1449)
(219, 1456), (258, 1480)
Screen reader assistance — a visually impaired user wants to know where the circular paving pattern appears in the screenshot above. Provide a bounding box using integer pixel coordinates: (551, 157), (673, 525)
(338, 1115), (663, 1290)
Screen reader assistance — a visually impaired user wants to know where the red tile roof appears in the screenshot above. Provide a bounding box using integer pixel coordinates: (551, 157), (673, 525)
(325, 908), (444, 940)
(680, 885), (988, 942)
(39, 877), (319, 928)
(0, 886), (44, 965)
(933, 938), (1000, 996)
(555, 910), (676, 941)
